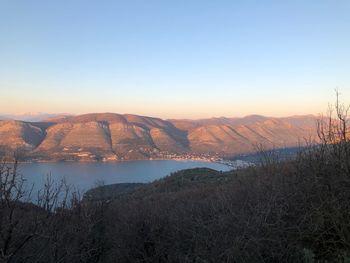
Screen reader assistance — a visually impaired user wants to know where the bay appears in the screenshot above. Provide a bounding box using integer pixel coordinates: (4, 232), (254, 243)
(18, 160), (231, 192)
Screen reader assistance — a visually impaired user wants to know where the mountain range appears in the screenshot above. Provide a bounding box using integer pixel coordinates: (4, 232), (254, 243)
(0, 113), (319, 161)
(0, 112), (72, 122)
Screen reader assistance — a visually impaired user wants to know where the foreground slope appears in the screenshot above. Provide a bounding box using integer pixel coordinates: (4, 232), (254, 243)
(3, 140), (349, 262)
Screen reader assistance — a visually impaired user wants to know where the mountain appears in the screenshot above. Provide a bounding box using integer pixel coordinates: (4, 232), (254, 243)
(0, 112), (72, 122)
(0, 113), (319, 161)
(0, 120), (45, 150)
(170, 115), (318, 153)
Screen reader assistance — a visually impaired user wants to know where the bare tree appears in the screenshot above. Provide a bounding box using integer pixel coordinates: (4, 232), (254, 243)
(0, 151), (36, 262)
(317, 89), (350, 174)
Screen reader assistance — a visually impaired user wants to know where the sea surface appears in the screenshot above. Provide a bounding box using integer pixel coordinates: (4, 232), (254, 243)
(18, 160), (231, 193)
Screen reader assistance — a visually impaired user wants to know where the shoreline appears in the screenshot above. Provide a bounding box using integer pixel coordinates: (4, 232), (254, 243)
(2, 153), (257, 169)
(13, 158), (253, 170)
(14, 157), (220, 165)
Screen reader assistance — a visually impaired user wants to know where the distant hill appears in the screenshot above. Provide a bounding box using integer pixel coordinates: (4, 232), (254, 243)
(0, 113), (319, 161)
(0, 112), (72, 122)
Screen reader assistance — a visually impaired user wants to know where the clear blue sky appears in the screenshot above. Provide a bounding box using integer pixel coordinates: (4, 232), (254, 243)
(0, 0), (349, 118)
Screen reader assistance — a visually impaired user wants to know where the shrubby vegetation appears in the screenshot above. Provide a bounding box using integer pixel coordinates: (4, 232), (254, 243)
(1, 94), (349, 262)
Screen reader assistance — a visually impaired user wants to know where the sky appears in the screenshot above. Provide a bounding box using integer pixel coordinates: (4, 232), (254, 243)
(0, 0), (349, 119)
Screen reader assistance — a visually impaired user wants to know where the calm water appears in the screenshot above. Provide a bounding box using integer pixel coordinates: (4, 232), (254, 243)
(18, 160), (230, 192)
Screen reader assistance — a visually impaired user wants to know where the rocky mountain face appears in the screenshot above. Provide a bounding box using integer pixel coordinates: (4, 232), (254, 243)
(0, 113), (318, 161)
(171, 115), (318, 154)
(0, 120), (44, 150)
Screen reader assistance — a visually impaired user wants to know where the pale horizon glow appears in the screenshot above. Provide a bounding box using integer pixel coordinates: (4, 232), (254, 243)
(1, 1), (349, 119)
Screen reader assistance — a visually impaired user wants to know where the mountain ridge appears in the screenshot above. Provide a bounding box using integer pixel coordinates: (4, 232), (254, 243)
(0, 113), (319, 161)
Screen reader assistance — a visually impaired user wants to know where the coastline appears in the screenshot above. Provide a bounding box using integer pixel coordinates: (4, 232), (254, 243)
(16, 157), (217, 164)
(13, 157), (253, 170)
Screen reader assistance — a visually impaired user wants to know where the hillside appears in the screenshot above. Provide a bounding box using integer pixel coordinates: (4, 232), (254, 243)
(0, 120), (45, 150)
(2, 140), (349, 262)
(0, 113), (318, 161)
